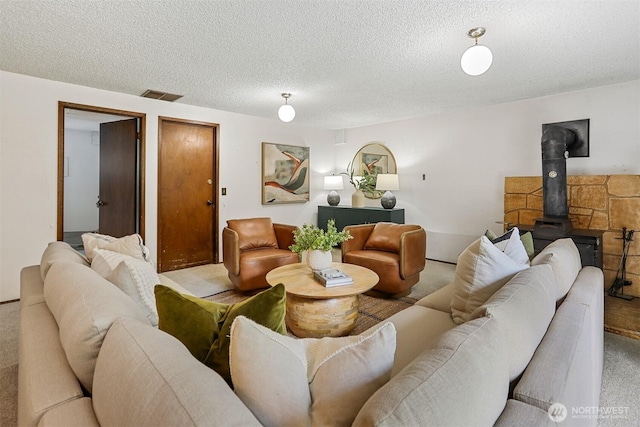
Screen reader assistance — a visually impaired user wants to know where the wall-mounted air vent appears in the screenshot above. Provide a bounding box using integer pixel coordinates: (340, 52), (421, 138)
(140, 89), (183, 102)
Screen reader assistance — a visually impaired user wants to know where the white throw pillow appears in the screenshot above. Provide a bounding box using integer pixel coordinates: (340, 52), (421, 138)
(531, 238), (582, 301)
(82, 232), (150, 263)
(490, 227), (530, 267)
(106, 257), (160, 326)
(229, 316), (396, 427)
(91, 248), (137, 278)
(450, 236), (529, 324)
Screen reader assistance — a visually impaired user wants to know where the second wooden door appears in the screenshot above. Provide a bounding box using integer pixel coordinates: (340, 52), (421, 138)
(158, 118), (217, 272)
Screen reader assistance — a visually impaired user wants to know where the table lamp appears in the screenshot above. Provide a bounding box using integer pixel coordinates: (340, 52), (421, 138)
(324, 175), (344, 206)
(375, 174), (399, 209)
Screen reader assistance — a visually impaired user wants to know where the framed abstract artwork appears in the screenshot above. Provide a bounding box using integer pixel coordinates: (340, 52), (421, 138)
(261, 142), (310, 204)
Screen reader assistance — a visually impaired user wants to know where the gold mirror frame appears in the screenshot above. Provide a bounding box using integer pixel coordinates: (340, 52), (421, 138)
(348, 143), (397, 199)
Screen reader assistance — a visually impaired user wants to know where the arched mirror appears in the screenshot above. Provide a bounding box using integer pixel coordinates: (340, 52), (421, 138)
(347, 143), (397, 199)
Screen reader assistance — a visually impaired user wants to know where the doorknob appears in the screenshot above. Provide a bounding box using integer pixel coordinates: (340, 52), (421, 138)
(206, 200), (213, 206)
(96, 196), (105, 208)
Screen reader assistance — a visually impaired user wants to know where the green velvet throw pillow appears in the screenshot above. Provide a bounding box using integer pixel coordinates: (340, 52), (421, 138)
(204, 284), (287, 384)
(155, 284), (287, 385)
(520, 231), (535, 260)
(155, 285), (228, 362)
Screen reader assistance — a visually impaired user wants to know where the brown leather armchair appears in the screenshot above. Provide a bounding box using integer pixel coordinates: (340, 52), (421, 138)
(223, 217), (299, 292)
(342, 222), (426, 297)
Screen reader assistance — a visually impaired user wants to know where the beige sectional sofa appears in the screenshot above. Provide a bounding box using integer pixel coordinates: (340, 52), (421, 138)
(19, 238), (603, 426)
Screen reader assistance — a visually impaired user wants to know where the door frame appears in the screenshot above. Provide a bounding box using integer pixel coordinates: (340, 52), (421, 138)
(57, 101), (146, 241)
(157, 116), (220, 270)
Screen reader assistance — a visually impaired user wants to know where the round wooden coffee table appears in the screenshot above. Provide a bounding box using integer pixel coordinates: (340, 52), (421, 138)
(266, 262), (379, 338)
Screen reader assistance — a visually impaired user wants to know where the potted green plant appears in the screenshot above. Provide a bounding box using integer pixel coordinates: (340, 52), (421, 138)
(342, 164), (382, 207)
(289, 219), (353, 271)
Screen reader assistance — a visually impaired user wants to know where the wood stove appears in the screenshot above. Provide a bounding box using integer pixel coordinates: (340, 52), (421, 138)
(526, 119), (603, 268)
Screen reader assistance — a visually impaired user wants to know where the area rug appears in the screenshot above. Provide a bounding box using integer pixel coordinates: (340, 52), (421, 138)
(205, 290), (416, 336)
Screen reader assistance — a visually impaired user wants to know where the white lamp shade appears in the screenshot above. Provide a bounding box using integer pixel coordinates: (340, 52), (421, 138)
(323, 175), (344, 190)
(375, 174), (399, 191)
(461, 44), (493, 76)
(278, 104), (296, 122)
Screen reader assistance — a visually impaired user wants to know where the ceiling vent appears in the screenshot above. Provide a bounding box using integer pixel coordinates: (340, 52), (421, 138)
(140, 89), (183, 102)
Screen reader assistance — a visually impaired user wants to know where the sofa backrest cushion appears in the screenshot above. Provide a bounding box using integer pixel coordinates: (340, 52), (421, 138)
(93, 318), (261, 427)
(450, 236), (529, 324)
(353, 315), (508, 427)
(40, 241), (89, 281)
(227, 217), (278, 251)
(363, 223), (421, 253)
(470, 264), (556, 381)
(531, 238), (582, 301)
(44, 262), (151, 393)
(230, 316), (396, 427)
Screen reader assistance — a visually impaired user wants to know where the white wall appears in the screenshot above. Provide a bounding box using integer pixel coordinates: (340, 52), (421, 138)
(0, 71), (335, 301)
(1, 70), (638, 301)
(63, 129), (99, 232)
(332, 80), (640, 262)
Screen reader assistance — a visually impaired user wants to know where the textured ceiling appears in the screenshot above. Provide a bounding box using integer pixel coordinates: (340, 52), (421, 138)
(1, 1), (639, 129)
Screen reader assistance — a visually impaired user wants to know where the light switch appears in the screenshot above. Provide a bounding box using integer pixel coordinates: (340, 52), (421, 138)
(222, 188), (227, 195)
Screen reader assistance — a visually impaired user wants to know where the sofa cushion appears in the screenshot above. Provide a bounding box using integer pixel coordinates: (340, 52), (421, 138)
(495, 400), (555, 427)
(230, 316), (396, 427)
(37, 398), (99, 427)
(40, 241), (89, 281)
(364, 223), (421, 253)
(353, 315), (508, 427)
(44, 262), (151, 393)
(93, 318), (261, 426)
(227, 218), (278, 251)
(106, 257), (161, 326)
(470, 264), (556, 381)
(450, 236), (529, 324)
(383, 305), (457, 376)
(82, 232), (150, 263)
(514, 271), (604, 422)
(155, 284), (287, 385)
(531, 238), (582, 302)
(415, 282), (455, 313)
(18, 301), (85, 427)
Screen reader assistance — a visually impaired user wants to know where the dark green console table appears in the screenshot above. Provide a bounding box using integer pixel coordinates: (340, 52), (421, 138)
(318, 206), (405, 231)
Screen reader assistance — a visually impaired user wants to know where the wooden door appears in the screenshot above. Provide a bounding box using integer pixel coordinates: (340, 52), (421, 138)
(158, 118), (217, 272)
(99, 119), (138, 237)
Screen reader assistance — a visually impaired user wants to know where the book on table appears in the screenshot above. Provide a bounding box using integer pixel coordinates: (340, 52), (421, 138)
(313, 268), (354, 287)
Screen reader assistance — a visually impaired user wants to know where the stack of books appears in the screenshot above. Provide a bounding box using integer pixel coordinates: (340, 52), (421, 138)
(313, 268), (353, 287)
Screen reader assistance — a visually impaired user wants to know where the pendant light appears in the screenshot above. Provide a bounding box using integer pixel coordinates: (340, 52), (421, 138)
(278, 93), (296, 122)
(461, 27), (493, 76)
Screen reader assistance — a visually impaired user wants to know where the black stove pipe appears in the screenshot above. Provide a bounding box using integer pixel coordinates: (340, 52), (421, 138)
(541, 126), (576, 218)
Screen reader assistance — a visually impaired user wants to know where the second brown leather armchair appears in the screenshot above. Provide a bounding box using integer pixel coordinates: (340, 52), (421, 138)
(342, 222), (426, 297)
(223, 217), (298, 292)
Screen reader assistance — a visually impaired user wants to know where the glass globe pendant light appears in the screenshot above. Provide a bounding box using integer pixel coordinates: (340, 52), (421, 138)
(278, 93), (295, 122)
(461, 27), (493, 76)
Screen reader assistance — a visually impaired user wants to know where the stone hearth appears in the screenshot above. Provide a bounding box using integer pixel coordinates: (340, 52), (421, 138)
(504, 175), (640, 297)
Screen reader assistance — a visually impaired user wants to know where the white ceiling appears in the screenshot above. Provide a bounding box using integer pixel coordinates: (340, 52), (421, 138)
(1, 1), (639, 130)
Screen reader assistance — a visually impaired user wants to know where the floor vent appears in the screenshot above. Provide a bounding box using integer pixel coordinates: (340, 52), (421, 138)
(140, 89), (183, 102)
